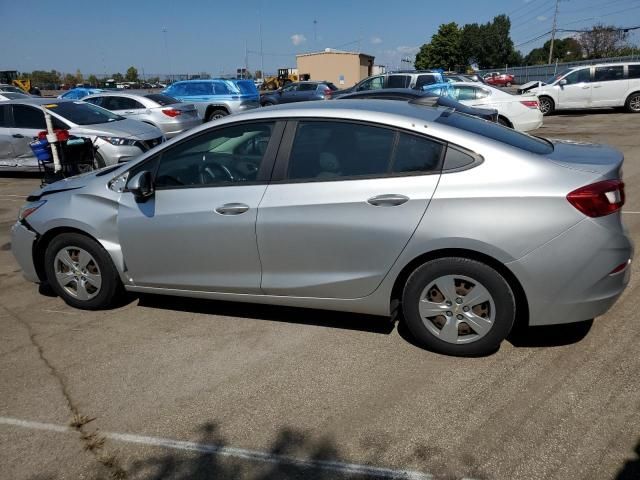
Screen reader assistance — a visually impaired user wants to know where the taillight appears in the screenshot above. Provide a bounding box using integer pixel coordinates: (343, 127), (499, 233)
(162, 108), (182, 117)
(323, 88), (332, 99)
(520, 100), (539, 109)
(567, 179), (625, 217)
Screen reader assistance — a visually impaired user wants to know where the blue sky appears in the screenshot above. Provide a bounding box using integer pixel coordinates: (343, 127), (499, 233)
(3, 0), (639, 76)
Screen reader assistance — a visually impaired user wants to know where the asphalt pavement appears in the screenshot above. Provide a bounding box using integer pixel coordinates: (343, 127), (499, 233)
(0, 109), (639, 480)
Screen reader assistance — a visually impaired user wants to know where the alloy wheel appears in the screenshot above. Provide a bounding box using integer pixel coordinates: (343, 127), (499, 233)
(418, 274), (496, 344)
(539, 98), (552, 114)
(53, 246), (102, 301)
(630, 95), (640, 112)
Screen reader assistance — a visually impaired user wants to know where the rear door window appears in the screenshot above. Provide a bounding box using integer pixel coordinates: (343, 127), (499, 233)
(287, 121), (395, 180)
(627, 64), (640, 79)
(391, 133), (444, 173)
(0, 105), (10, 127)
(297, 83), (317, 91)
(145, 94), (179, 106)
(387, 75), (411, 88)
(595, 66), (624, 82)
(416, 74), (438, 89)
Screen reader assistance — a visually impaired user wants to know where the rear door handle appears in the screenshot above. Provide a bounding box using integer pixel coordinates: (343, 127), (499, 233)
(215, 203), (249, 215)
(367, 194), (410, 207)
(593, 85), (602, 88)
(582, 85), (590, 89)
(12, 133), (25, 138)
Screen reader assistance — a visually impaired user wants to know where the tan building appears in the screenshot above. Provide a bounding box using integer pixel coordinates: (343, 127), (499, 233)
(296, 49), (375, 87)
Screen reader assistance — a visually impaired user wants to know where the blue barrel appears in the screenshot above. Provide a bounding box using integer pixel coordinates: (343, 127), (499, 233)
(30, 139), (52, 163)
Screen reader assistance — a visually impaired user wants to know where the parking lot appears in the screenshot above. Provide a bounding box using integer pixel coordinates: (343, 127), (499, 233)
(1, 110), (639, 480)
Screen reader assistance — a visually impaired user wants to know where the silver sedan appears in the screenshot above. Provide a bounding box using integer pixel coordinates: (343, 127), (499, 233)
(10, 100), (632, 356)
(83, 92), (201, 138)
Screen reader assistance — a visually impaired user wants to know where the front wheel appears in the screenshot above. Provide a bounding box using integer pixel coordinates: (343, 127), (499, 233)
(626, 92), (640, 113)
(44, 233), (123, 310)
(505, 81), (512, 87)
(401, 257), (516, 356)
(539, 96), (554, 116)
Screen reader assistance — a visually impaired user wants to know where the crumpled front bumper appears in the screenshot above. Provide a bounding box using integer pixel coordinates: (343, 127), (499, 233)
(10, 222), (40, 283)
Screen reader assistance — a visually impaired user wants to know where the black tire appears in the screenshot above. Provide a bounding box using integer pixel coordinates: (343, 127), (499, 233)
(539, 96), (554, 116)
(94, 152), (107, 169)
(625, 92), (640, 113)
(401, 257), (516, 356)
(207, 109), (228, 122)
(505, 81), (512, 87)
(497, 116), (512, 128)
(44, 233), (123, 310)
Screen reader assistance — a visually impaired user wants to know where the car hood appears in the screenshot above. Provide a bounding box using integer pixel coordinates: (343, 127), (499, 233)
(69, 119), (162, 139)
(546, 139), (623, 176)
(28, 163), (128, 200)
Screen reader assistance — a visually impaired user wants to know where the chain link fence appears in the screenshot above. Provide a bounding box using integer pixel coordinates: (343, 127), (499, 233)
(477, 54), (640, 84)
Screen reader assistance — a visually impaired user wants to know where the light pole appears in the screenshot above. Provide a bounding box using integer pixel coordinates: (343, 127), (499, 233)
(162, 28), (173, 83)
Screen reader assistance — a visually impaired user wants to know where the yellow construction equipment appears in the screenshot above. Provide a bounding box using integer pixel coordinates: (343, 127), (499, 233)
(0, 71), (31, 92)
(261, 68), (310, 91)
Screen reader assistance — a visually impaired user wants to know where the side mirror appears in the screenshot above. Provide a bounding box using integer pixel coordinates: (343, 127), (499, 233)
(559, 79), (567, 86)
(127, 170), (154, 201)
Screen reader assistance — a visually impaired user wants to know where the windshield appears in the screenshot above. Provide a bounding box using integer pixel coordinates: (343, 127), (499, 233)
(436, 111), (554, 154)
(43, 101), (124, 125)
(543, 69), (573, 85)
(145, 94), (179, 106)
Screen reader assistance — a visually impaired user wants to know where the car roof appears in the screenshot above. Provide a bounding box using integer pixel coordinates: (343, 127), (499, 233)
(341, 88), (422, 96)
(570, 62), (640, 68)
(240, 99), (444, 122)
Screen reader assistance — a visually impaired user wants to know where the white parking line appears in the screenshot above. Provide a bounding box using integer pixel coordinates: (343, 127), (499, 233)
(0, 194), (26, 197)
(0, 416), (439, 480)
(622, 211), (640, 214)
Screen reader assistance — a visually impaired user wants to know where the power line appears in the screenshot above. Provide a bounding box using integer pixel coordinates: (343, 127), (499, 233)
(558, 4), (640, 27)
(506, 0), (545, 17)
(515, 30), (553, 47)
(548, 0), (561, 64)
(560, 0), (640, 16)
(510, 0), (556, 23)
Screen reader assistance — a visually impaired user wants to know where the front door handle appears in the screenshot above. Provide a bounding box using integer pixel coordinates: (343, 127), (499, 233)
(593, 85), (602, 88)
(367, 194), (410, 207)
(582, 85), (590, 89)
(215, 203), (249, 215)
(12, 133), (25, 138)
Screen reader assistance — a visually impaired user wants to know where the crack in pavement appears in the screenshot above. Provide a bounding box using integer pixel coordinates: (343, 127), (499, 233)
(1, 304), (127, 479)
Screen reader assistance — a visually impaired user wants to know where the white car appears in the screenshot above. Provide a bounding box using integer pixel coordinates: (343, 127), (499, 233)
(527, 62), (640, 115)
(444, 82), (543, 131)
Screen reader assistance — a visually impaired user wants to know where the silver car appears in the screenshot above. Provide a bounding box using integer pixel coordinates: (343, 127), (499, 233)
(11, 101), (632, 356)
(0, 98), (164, 170)
(83, 92), (201, 138)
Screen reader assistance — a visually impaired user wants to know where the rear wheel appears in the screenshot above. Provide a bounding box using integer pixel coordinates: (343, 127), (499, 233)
(498, 116), (512, 128)
(44, 233), (123, 310)
(94, 152), (106, 169)
(505, 81), (512, 87)
(261, 101), (275, 107)
(207, 109), (228, 122)
(625, 92), (640, 113)
(539, 96), (554, 116)
(401, 257), (516, 356)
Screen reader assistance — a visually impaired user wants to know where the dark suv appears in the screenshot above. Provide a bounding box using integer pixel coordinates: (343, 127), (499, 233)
(260, 81), (338, 106)
(333, 71), (444, 98)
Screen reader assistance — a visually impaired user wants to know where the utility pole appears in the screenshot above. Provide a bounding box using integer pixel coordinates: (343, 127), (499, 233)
(162, 28), (173, 83)
(259, 14), (264, 79)
(548, 0), (560, 65)
(244, 40), (249, 79)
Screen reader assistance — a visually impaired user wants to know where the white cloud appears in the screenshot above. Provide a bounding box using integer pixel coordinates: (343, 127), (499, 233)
(370, 36), (383, 45)
(395, 45), (420, 55)
(537, 15), (547, 21)
(291, 34), (306, 46)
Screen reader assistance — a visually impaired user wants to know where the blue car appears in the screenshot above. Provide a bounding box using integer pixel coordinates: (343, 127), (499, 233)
(58, 88), (105, 100)
(163, 79), (260, 122)
(420, 82), (455, 96)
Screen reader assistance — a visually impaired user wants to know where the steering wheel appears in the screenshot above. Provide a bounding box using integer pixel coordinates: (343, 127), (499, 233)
(201, 163), (234, 184)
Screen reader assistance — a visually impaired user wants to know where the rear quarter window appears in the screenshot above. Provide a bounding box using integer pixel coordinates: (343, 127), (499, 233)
(145, 94), (179, 106)
(436, 112), (553, 154)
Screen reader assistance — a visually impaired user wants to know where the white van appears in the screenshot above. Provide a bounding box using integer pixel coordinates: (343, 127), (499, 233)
(527, 62), (640, 115)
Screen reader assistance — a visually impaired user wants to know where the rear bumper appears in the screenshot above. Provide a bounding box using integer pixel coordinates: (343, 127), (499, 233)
(159, 118), (202, 138)
(508, 216), (633, 326)
(10, 222), (40, 283)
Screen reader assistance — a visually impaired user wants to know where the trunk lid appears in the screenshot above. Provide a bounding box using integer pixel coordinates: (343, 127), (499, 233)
(546, 139), (623, 178)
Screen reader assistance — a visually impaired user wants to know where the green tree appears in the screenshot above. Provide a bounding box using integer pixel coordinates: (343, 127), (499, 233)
(28, 70), (62, 88)
(112, 72), (124, 82)
(125, 66), (138, 82)
(415, 22), (462, 71)
(87, 74), (99, 87)
(63, 73), (77, 86)
(75, 69), (83, 84)
(525, 38), (583, 65)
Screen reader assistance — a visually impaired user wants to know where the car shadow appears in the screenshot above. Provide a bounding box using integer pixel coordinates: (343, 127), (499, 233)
(615, 439), (640, 480)
(507, 319), (594, 348)
(549, 108), (622, 117)
(137, 294), (396, 335)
